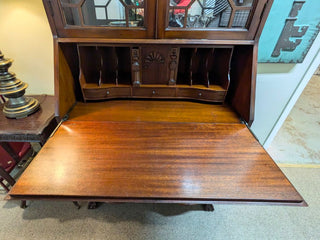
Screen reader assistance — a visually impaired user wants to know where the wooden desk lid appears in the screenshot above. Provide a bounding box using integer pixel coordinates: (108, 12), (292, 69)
(9, 120), (304, 205)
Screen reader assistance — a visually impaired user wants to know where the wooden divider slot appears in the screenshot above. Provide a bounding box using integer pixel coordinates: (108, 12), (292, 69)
(78, 45), (100, 86)
(116, 47), (132, 85)
(77, 44), (232, 103)
(99, 47), (118, 85)
(177, 48), (194, 85)
(210, 47), (234, 90)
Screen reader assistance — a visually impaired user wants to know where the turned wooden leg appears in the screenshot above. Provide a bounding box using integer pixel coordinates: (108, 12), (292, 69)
(203, 204), (214, 212)
(20, 200), (27, 209)
(72, 201), (81, 209)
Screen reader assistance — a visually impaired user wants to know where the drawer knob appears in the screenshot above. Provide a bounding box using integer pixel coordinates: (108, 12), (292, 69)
(198, 92), (202, 97)
(152, 90), (156, 95)
(106, 91), (110, 95)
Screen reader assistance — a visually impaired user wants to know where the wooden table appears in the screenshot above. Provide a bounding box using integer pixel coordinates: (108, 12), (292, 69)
(8, 101), (305, 208)
(0, 95), (58, 197)
(0, 95), (58, 145)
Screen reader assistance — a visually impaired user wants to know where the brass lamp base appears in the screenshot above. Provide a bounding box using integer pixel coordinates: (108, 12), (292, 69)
(0, 50), (41, 119)
(3, 96), (40, 119)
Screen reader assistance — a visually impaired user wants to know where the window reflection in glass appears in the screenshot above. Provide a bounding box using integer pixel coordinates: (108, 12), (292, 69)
(60, 0), (144, 27)
(168, 0), (253, 29)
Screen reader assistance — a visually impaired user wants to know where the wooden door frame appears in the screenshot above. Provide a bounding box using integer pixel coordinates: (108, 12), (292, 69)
(43, 0), (157, 39)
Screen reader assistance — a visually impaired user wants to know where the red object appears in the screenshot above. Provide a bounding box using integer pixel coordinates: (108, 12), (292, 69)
(174, 0), (190, 14)
(0, 142), (31, 192)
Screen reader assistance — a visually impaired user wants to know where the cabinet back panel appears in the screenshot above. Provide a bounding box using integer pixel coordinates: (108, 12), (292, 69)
(141, 46), (170, 85)
(116, 47), (132, 85)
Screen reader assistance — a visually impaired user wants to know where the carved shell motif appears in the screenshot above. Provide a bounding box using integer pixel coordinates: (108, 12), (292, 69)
(143, 51), (165, 68)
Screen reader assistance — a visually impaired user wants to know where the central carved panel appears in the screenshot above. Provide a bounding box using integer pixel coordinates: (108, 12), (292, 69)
(141, 46), (171, 85)
(143, 51), (165, 69)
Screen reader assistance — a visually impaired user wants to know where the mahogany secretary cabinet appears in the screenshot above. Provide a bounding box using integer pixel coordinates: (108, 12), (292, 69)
(8, 0), (305, 209)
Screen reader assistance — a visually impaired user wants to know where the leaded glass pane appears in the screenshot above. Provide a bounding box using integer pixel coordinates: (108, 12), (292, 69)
(129, 8), (144, 27)
(82, 0), (126, 26)
(169, 0), (232, 29)
(168, 0), (254, 29)
(170, 0), (191, 7)
(59, 0), (144, 27)
(125, 0), (144, 7)
(233, 0), (253, 7)
(169, 9), (186, 28)
(232, 10), (250, 28)
(62, 7), (81, 25)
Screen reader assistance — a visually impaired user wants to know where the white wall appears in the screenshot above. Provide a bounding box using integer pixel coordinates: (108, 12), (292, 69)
(0, 0), (54, 95)
(251, 33), (320, 147)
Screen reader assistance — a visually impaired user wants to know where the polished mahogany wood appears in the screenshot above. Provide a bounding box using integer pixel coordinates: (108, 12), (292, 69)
(9, 121), (304, 205)
(57, 38), (255, 45)
(76, 44), (233, 103)
(54, 40), (77, 117)
(68, 100), (240, 123)
(14, 0), (302, 208)
(0, 95), (58, 144)
(227, 45), (255, 125)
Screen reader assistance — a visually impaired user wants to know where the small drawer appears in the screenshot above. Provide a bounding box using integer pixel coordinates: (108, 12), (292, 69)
(83, 87), (131, 100)
(177, 88), (226, 102)
(132, 87), (176, 98)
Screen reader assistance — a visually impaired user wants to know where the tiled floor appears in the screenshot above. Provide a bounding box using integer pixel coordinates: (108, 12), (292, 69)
(268, 69), (320, 165)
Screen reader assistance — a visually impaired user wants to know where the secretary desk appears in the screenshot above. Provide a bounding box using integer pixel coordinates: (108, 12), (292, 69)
(8, 0), (305, 210)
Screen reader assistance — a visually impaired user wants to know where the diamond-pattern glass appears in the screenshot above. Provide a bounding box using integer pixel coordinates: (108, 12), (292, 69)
(168, 0), (254, 29)
(232, 10), (250, 27)
(60, 0), (144, 27)
(62, 7), (81, 26)
(233, 0), (253, 7)
(169, 0), (232, 29)
(125, 0), (144, 7)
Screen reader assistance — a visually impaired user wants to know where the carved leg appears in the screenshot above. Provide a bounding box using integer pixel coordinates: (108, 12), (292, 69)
(73, 201), (81, 209)
(20, 200), (27, 209)
(203, 204), (214, 212)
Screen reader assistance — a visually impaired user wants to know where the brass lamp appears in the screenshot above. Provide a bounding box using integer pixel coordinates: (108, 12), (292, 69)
(0, 50), (40, 118)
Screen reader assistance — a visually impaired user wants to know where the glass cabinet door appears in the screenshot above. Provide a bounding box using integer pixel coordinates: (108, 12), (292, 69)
(46, 0), (156, 38)
(157, 0), (269, 40)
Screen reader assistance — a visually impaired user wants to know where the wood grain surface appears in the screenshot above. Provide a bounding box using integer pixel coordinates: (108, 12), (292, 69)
(0, 95), (57, 143)
(9, 121), (303, 204)
(68, 100), (240, 123)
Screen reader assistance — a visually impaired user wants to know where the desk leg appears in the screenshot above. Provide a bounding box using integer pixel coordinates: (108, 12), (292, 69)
(203, 204), (214, 212)
(73, 201), (81, 209)
(20, 200), (27, 209)
(88, 202), (100, 209)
